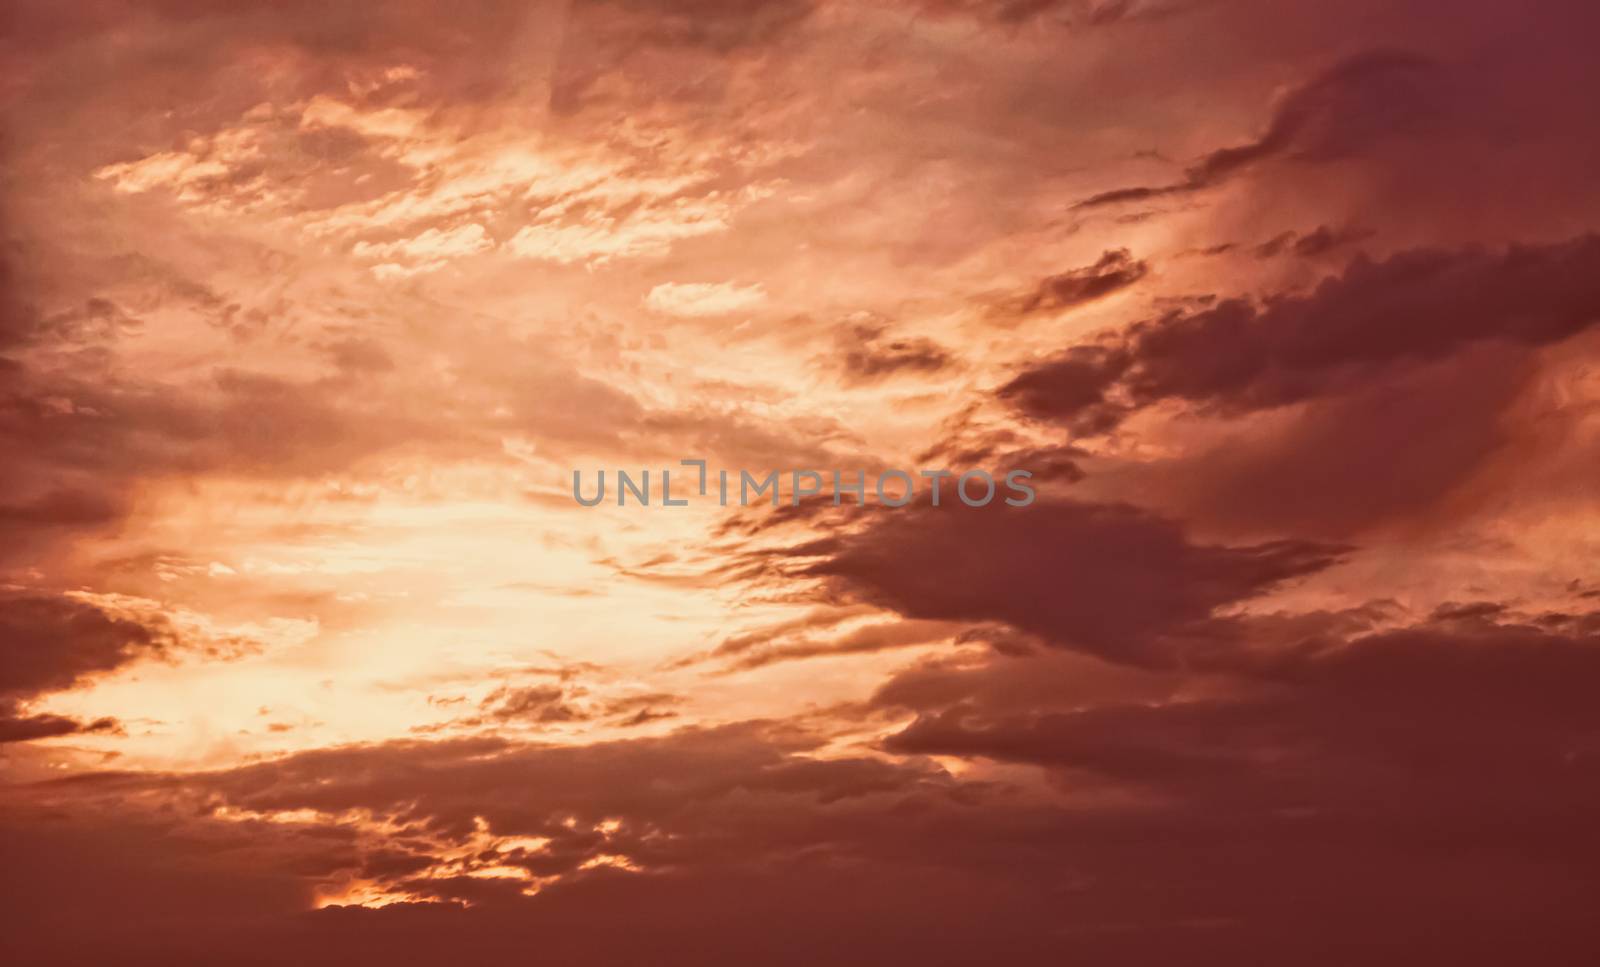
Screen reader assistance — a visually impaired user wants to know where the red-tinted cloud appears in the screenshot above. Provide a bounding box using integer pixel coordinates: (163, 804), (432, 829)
(1001, 234), (1600, 433)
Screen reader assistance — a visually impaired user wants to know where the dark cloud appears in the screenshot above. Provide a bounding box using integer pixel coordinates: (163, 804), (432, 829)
(989, 249), (1149, 321)
(919, 0), (1176, 28)
(1074, 50), (1441, 209)
(0, 592), (172, 703)
(1289, 224), (1373, 257)
(1250, 230), (1297, 259)
(1117, 342), (1539, 537)
(708, 616), (958, 671)
(775, 499), (1342, 666)
(0, 591), (170, 744)
(421, 676), (688, 733)
(995, 344), (1130, 436)
(834, 323), (953, 384)
(595, 0), (817, 49)
(864, 603), (1600, 962)
(481, 684), (588, 724)
(0, 708), (121, 743)
(9, 680), (1600, 963)
(1250, 225), (1371, 259)
(884, 602), (1600, 821)
(602, 691), (685, 726)
(1000, 233), (1600, 433)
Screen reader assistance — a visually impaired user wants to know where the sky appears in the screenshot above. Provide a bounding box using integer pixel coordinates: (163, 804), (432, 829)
(3, 0), (1600, 962)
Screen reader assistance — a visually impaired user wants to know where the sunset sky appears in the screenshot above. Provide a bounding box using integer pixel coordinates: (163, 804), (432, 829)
(4, 1), (1600, 962)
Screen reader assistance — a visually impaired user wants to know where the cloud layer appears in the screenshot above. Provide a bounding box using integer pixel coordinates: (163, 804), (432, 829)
(4, 0), (1600, 962)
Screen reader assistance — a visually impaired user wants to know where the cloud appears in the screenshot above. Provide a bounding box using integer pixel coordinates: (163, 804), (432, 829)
(581, 0), (817, 52)
(1286, 224), (1373, 258)
(480, 684), (588, 724)
(1115, 342), (1541, 537)
(988, 249), (1149, 322)
(0, 591), (174, 744)
(772, 499), (1343, 666)
(0, 709), (121, 743)
(832, 322), (954, 384)
(644, 281), (768, 317)
(0, 592), (173, 702)
(1249, 225), (1372, 259)
(883, 602), (1600, 818)
(1000, 234), (1600, 433)
(918, 0), (1176, 28)
(5, 1), (1600, 962)
(11, 663), (1600, 964)
(702, 613), (963, 670)
(503, 188), (754, 265)
(353, 224), (495, 277)
(1073, 50), (1440, 209)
